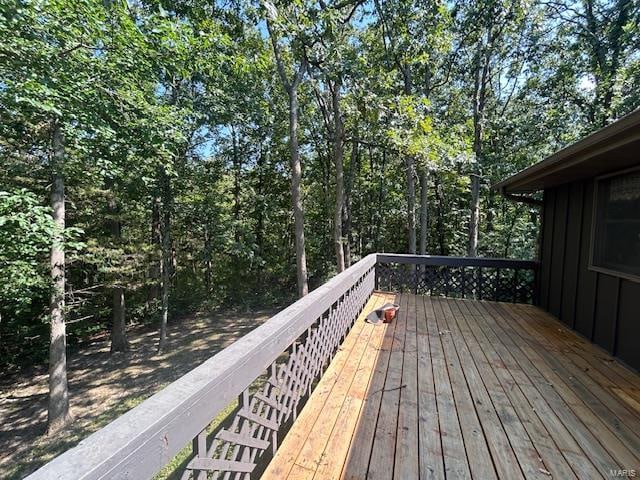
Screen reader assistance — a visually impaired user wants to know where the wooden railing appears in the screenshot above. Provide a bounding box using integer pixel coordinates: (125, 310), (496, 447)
(27, 253), (537, 480)
(376, 253), (538, 304)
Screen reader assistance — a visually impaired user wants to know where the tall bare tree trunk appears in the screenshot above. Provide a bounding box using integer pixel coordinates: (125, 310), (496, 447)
(111, 289), (127, 352)
(332, 79), (346, 272)
(48, 123), (72, 433)
(149, 196), (161, 304)
(402, 65), (416, 254)
(419, 168), (429, 255)
(435, 175), (446, 255)
(107, 187), (128, 353)
(343, 206), (351, 268)
(204, 224), (212, 292)
(468, 173), (480, 257)
(375, 150), (386, 252)
(267, 21), (309, 297)
(255, 142), (267, 283)
(468, 35), (489, 257)
(343, 133), (359, 268)
(486, 189), (495, 233)
(231, 126), (241, 243)
(405, 156), (416, 254)
(289, 88), (309, 297)
(157, 168), (172, 353)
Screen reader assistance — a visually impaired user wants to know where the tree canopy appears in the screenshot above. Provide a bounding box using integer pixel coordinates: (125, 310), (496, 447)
(0, 0), (638, 430)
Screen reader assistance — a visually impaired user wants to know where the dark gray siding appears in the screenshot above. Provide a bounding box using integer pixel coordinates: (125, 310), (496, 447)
(539, 178), (640, 371)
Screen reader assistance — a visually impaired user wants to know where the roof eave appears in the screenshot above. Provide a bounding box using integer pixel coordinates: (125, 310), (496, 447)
(496, 107), (640, 194)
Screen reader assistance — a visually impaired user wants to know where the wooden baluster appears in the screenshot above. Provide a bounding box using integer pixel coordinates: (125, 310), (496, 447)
(192, 429), (208, 480)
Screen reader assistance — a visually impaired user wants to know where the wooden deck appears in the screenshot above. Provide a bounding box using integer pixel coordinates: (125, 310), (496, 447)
(262, 292), (640, 480)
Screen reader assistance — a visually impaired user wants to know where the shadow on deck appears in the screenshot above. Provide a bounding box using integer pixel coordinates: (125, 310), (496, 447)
(262, 292), (640, 480)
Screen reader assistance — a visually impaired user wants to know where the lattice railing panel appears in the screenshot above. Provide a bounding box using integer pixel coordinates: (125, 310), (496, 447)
(376, 260), (536, 304)
(183, 266), (375, 479)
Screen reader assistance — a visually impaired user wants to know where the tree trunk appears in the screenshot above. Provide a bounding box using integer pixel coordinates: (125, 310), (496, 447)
(405, 156), (416, 254)
(343, 207), (351, 268)
(486, 189), (495, 233)
(468, 36), (488, 257)
(266, 22), (308, 297)
(332, 79), (346, 273)
(402, 65), (416, 254)
(375, 150), (386, 252)
(289, 88), (309, 297)
(204, 224), (212, 292)
(255, 143), (266, 277)
(48, 124), (72, 433)
(468, 174), (480, 257)
(157, 168), (172, 353)
(435, 175), (446, 255)
(111, 289), (127, 353)
(149, 195), (161, 303)
(231, 126), (241, 243)
(343, 133), (359, 268)
(584, 0), (631, 126)
(107, 187), (128, 353)
(419, 168), (429, 255)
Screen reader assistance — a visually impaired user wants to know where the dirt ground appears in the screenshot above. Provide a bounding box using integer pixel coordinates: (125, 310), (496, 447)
(0, 309), (275, 479)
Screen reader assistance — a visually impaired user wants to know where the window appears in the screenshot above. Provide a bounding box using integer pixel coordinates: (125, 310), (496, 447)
(591, 168), (640, 280)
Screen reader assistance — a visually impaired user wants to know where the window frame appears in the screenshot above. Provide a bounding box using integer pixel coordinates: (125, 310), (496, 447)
(588, 165), (640, 283)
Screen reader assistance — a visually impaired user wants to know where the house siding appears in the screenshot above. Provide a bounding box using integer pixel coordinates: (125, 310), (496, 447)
(539, 178), (640, 371)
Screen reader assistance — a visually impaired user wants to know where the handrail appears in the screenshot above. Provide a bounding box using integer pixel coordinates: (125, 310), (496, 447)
(376, 253), (538, 269)
(28, 254), (377, 480)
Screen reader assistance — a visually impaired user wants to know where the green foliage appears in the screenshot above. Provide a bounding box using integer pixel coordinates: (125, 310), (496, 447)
(0, 189), (53, 315)
(0, 0), (638, 373)
(0, 189), (54, 365)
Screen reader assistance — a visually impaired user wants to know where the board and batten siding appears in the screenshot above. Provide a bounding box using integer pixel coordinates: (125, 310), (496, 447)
(538, 179), (640, 371)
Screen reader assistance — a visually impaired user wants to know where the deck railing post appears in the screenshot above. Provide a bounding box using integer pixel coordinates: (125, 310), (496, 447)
(375, 263), (380, 290)
(533, 265), (540, 305)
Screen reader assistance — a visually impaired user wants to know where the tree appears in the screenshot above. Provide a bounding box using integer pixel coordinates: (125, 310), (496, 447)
(543, 0), (639, 127)
(0, 0), (113, 431)
(306, 1), (362, 272)
(264, 0), (311, 296)
(457, 0), (530, 256)
(373, 0), (453, 254)
(47, 122), (73, 431)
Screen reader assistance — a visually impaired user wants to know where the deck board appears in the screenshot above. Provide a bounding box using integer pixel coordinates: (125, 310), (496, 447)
(424, 296), (472, 479)
(367, 292), (407, 480)
(262, 294), (640, 480)
(452, 298), (579, 479)
(485, 302), (640, 471)
(435, 297), (521, 480)
(393, 292), (419, 479)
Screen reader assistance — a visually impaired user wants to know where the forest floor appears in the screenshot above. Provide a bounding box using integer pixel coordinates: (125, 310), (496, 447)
(0, 308), (276, 480)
